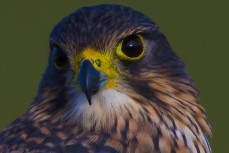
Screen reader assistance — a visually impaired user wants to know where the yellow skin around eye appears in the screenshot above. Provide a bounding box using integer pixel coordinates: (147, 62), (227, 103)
(74, 48), (119, 90)
(116, 35), (145, 61)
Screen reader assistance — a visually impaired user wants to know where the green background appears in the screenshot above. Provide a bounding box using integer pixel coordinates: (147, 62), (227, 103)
(0, 1), (228, 152)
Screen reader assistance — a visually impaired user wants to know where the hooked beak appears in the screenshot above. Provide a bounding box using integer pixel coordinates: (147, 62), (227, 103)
(77, 59), (106, 105)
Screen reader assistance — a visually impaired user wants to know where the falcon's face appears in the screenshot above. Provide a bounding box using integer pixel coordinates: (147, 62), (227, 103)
(0, 5), (211, 152)
(35, 5), (210, 135)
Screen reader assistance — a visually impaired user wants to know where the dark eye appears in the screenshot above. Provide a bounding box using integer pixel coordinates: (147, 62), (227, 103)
(53, 46), (69, 69)
(116, 35), (144, 61)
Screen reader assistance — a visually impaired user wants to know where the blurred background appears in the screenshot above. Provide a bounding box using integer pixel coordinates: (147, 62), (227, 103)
(0, 0), (228, 152)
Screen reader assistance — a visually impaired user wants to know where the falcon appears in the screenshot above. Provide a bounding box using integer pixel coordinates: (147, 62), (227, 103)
(0, 4), (212, 153)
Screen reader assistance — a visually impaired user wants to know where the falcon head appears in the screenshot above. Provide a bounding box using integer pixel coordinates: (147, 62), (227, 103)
(0, 4), (213, 152)
(31, 4), (211, 142)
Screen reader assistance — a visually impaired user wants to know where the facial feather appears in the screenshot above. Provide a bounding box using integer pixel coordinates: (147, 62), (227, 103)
(66, 89), (142, 131)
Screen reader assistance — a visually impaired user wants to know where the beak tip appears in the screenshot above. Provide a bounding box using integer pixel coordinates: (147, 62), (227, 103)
(88, 98), (92, 105)
(85, 92), (92, 105)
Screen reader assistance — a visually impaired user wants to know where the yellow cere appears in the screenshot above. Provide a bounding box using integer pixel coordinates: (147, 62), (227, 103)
(74, 48), (119, 89)
(116, 35), (145, 61)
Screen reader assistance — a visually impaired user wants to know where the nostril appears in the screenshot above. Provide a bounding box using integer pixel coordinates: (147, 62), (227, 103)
(95, 59), (102, 67)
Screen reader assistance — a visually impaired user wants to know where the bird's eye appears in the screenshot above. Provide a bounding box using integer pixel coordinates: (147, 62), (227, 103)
(53, 46), (69, 69)
(116, 35), (144, 61)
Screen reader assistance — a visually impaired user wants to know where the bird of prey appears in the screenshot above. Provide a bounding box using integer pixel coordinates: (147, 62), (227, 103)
(0, 4), (212, 153)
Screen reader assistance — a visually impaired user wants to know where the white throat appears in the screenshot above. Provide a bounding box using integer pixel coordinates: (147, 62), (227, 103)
(66, 89), (140, 130)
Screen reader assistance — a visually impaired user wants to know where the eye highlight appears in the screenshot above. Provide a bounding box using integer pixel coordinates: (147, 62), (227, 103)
(53, 46), (69, 69)
(116, 35), (144, 61)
